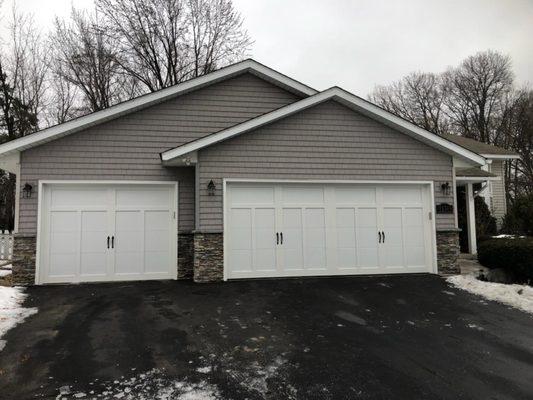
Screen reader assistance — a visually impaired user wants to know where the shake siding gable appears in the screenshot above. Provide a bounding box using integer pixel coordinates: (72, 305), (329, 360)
(18, 73), (302, 234)
(198, 100), (455, 230)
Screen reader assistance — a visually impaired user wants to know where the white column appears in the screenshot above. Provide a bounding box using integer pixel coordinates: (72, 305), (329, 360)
(466, 183), (477, 254)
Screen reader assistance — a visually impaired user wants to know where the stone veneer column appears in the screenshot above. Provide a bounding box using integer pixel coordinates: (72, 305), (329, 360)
(436, 229), (460, 275)
(177, 233), (195, 279)
(12, 233), (37, 285)
(193, 232), (223, 283)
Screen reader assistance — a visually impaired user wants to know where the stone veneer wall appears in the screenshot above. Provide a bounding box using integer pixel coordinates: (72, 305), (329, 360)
(12, 234), (37, 285)
(436, 230), (460, 275)
(193, 232), (224, 283)
(177, 233), (194, 279)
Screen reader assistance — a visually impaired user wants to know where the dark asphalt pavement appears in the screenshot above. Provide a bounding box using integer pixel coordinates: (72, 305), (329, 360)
(0, 275), (532, 399)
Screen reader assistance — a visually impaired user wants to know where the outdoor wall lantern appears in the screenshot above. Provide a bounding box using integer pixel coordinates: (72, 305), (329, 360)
(207, 180), (216, 196)
(22, 183), (33, 198)
(440, 182), (451, 196)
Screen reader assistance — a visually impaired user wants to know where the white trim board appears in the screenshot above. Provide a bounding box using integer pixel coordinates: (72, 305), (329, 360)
(0, 60), (316, 157)
(162, 87), (486, 166)
(481, 154), (520, 160)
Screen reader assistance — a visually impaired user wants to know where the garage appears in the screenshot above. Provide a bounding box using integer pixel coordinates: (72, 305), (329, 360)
(37, 182), (178, 284)
(225, 181), (436, 279)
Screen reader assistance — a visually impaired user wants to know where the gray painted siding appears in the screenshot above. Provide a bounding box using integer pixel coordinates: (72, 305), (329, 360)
(490, 160), (507, 228)
(19, 73), (301, 234)
(198, 100), (455, 231)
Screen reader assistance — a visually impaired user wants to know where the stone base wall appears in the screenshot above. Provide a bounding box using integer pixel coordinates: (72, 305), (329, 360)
(193, 232), (224, 283)
(436, 230), (460, 275)
(177, 233), (194, 279)
(12, 234), (37, 285)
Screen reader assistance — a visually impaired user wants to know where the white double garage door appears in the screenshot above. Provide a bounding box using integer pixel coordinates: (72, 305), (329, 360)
(226, 182), (436, 279)
(38, 182), (177, 284)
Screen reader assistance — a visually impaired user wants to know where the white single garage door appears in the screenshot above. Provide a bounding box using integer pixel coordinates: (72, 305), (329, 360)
(38, 182), (177, 284)
(225, 182), (435, 279)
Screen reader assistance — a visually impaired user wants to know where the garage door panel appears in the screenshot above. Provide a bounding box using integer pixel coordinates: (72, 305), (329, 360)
(281, 208), (303, 270)
(115, 252), (143, 274)
(254, 249), (277, 271)
(230, 250), (252, 272)
(49, 253), (78, 277)
(51, 188), (107, 208)
(338, 247), (357, 269)
(115, 188), (169, 208)
(358, 247), (379, 269)
(145, 211), (171, 252)
(335, 187), (376, 204)
(226, 183), (434, 279)
(283, 186), (324, 204)
(144, 251), (170, 273)
(80, 252), (107, 276)
(40, 183), (176, 284)
(382, 186), (422, 204)
(405, 246), (426, 267)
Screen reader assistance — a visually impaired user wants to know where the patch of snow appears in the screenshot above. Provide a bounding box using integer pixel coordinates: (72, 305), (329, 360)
(0, 286), (38, 351)
(0, 269), (12, 277)
(196, 366), (212, 374)
(467, 323), (484, 331)
(55, 369), (219, 400)
(492, 234), (526, 239)
(447, 275), (533, 315)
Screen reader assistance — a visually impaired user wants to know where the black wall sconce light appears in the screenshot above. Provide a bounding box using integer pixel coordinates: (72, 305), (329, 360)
(440, 182), (451, 196)
(207, 180), (216, 196)
(22, 183), (33, 198)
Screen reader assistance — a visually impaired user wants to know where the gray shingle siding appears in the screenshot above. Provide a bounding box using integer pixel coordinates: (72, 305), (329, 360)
(197, 100), (455, 231)
(18, 73), (302, 234)
(490, 160), (507, 228)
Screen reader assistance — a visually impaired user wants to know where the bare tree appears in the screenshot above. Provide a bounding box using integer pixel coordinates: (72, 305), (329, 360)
(95, 0), (252, 92)
(370, 72), (448, 134)
(188, 0), (252, 77)
(444, 50), (514, 144)
(47, 69), (80, 124)
(51, 8), (127, 112)
(7, 8), (49, 123)
(506, 90), (533, 199)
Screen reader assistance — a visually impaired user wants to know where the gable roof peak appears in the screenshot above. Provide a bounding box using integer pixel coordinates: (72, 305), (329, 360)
(0, 59), (317, 157)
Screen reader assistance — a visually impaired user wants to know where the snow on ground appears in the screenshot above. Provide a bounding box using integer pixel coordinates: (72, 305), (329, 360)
(0, 286), (38, 351)
(0, 263), (12, 277)
(447, 275), (533, 315)
(492, 234), (526, 239)
(56, 369), (220, 400)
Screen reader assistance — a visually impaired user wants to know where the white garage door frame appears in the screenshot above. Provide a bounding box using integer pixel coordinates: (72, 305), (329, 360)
(222, 178), (438, 280)
(35, 180), (178, 285)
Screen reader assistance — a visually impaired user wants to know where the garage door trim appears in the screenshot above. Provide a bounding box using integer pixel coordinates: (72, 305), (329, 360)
(222, 179), (438, 280)
(35, 180), (178, 285)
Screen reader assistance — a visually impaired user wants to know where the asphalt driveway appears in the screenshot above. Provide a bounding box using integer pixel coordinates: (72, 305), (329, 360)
(1, 275), (532, 399)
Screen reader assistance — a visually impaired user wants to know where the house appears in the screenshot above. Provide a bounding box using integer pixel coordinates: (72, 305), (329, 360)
(0, 60), (519, 285)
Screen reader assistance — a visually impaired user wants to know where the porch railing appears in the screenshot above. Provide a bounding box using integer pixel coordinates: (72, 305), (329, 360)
(0, 230), (14, 261)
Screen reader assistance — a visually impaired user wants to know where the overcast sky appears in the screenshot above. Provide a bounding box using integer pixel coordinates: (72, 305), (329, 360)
(3, 0), (532, 96)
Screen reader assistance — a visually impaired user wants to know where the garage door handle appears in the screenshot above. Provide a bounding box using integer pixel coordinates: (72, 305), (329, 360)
(280, 232), (283, 244)
(378, 231), (381, 243)
(107, 236), (110, 249)
(112, 236), (115, 249)
(382, 231), (385, 243)
(276, 232), (279, 245)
